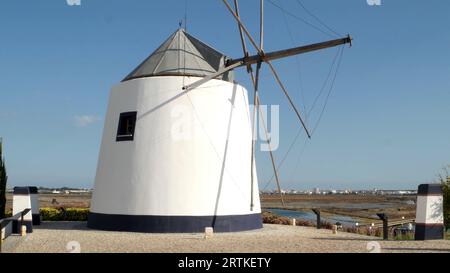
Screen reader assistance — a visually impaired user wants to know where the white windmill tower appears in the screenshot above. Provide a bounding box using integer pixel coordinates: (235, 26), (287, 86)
(88, 0), (351, 233)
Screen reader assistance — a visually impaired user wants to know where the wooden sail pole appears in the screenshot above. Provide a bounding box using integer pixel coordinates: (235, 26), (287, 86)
(223, 0), (351, 208)
(256, 95), (285, 207)
(227, 36), (352, 68)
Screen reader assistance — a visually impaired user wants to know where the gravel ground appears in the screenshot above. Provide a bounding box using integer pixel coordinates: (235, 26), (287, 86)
(3, 222), (450, 253)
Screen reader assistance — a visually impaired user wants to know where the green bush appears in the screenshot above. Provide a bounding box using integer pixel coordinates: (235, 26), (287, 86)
(64, 208), (89, 221)
(392, 232), (414, 241)
(40, 208), (89, 221)
(0, 139), (8, 219)
(436, 166), (450, 230)
(443, 182), (450, 230)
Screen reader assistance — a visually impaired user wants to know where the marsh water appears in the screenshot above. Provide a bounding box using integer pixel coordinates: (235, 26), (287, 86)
(267, 209), (360, 227)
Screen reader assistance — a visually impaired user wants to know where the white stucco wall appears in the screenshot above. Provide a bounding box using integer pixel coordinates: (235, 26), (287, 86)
(415, 195), (444, 224)
(90, 76), (261, 216)
(12, 195), (32, 221)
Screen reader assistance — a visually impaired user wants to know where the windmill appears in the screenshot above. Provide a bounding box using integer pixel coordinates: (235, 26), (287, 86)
(88, 1), (351, 233)
(184, 0), (352, 209)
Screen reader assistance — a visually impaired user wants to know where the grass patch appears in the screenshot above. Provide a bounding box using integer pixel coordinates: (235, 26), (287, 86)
(391, 232), (414, 241)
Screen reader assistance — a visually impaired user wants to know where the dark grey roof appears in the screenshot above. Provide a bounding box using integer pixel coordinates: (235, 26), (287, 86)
(123, 29), (234, 82)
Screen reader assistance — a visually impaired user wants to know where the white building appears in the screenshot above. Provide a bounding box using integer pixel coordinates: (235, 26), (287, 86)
(88, 29), (262, 233)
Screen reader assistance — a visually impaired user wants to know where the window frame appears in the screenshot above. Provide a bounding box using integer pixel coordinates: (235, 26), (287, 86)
(116, 111), (137, 142)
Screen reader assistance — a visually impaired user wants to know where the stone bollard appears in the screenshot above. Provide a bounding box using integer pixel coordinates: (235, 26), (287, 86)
(415, 184), (444, 240)
(12, 187), (33, 234)
(204, 227), (214, 239)
(20, 225), (27, 237)
(292, 218), (296, 226)
(332, 225), (338, 234)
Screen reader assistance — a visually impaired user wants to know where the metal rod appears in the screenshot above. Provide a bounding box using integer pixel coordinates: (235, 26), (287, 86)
(249, 75), (257, 211)
(227, 36), (352, 67)
(233, 0), (254, 209)
(222, 0), (262, 54)
(234, 0), (253, 75)
(256, 95), (285, 207)
(249, 62), (262, 211)
(254, 62), (262, 92)
(234, 0), (248, 56)
(20, 211), (24, 231)
(248, 66), (256, 211)
(260, 0), (264, 51)
(182, 61), (243, 91)
(249, 128), (256, 212)
(266, 61), (312, 139)
(248, 62), (285, 208)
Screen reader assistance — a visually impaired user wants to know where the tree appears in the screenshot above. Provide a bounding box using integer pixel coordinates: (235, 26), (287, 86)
(0, 138), (7, 219)
(437, 165), (450, 231)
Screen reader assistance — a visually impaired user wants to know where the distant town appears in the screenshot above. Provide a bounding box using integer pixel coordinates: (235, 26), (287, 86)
(5, 187), (92, 195)
(6, 187), (416, 196)
(262, 188), (417, 196)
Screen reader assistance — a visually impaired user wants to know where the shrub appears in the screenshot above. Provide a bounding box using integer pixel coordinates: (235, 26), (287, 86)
(64, 208), (89, 221)
(40, 208), (63, 221)
(0, 139), (7, 219)
(261, 211), (291, 225)
(437, 165), (450, 230)
(262, 210), (395, 239)
(295, 219), (315, 227)
(374, 227), (383, 237)
(392, 231), (414, 241)
(443, 181), (450, 230)
(262, 211), (317, 227)
(40, 208), (89, 221)
(320, 221), (334, 230)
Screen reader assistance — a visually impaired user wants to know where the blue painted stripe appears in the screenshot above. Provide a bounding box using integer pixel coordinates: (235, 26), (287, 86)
(87, 212), (263, 233)
(414, 223), (444, 240)
(417, 184), (442, 195)
(13, 187), (30, 195)
(32, 214), (41, 225)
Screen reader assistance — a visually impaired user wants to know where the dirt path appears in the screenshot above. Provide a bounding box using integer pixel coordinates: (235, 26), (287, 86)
(3, 222), (449, 253)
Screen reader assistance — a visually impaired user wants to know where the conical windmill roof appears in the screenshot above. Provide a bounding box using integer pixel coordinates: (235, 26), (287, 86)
(123, 29), (234, 82)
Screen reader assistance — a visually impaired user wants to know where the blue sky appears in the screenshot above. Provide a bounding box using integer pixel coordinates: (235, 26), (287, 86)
(0, 0), (449, 190)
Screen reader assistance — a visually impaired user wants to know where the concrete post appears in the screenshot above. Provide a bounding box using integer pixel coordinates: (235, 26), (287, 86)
(415, 184), (444, 240)
(332, 225), (338, 234)
(20, 225), (27, 237)
(377, 213), (389, 240)
(204, 227), (213, 239)
(312, 209), (321, 229)
(12, 187), (33, 234)
(29, 187), (40, 225)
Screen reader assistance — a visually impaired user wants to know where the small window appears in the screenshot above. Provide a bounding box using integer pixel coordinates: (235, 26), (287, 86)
(116, 111), (137, 142)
